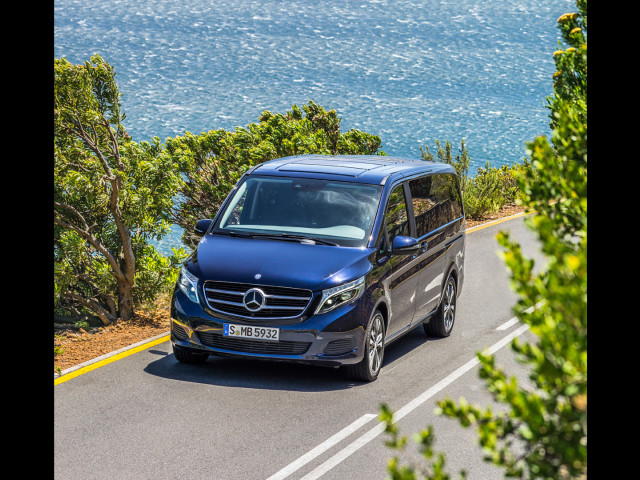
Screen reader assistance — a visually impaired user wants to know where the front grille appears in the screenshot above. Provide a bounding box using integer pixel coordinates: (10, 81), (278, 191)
(196, 331), (311, 355)
(203, 281), (313, 319)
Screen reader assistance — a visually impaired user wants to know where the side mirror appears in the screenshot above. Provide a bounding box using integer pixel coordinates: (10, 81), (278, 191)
(391, 236), (420, 255)
(194, 219), (213, 237)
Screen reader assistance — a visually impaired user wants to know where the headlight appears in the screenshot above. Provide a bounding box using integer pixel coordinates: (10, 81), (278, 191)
(178, 266), (199, 303)
(315, 276), (365, 315)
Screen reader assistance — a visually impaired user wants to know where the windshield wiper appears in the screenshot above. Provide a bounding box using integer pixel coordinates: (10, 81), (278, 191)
(275, 233), (339, 246)
(247, 232), (339, 246)
(212, 230), (253, 238)
(214, 230), (338, 246)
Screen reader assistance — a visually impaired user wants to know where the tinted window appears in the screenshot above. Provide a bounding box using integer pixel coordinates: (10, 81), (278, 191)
(215, 176), (382, 247)
(409, 173), (463, 237)
(381, 184), (409, 252)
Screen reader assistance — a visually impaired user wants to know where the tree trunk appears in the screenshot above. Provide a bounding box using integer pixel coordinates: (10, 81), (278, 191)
(118, 281), (135, 320)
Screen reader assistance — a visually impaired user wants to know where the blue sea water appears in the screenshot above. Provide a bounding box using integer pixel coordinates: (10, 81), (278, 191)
(54, 0), (572, 254)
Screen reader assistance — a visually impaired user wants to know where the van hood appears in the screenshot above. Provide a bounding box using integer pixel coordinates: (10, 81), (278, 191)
(188, 234), (374, 292)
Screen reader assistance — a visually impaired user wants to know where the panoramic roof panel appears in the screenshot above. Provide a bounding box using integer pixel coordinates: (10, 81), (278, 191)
(276, 163), (368, 176)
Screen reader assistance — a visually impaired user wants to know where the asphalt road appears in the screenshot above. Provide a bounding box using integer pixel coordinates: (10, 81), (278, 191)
(54, 214), (544, 480)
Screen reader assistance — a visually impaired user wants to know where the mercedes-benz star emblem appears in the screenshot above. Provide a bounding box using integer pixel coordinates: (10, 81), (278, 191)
(243, 288), (266, 312)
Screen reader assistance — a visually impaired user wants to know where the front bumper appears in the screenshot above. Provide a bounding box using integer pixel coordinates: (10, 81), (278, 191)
(170, 287), (369, 367)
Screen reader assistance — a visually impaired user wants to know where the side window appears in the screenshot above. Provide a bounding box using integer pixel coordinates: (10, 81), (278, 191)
(447, 174), (463, 219)
(381, 184), (409, 252)
(221, 182), (249, 226)
(409, 173), (463, 237)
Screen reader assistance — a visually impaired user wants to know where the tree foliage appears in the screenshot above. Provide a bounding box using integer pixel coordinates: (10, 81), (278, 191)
(54, 55), (187, 324)
(382, 1), (587, 478)
(165, 101), (384, 247)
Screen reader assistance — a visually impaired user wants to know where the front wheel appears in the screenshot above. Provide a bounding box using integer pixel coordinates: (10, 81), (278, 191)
(345, 310), (385, 382)
(424, 273), (457, 338)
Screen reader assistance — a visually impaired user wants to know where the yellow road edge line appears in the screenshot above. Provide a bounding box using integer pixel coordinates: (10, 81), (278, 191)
(465, 209), (534, 234)
(54, 334), (170, 385)
(54, 209), (538, 385)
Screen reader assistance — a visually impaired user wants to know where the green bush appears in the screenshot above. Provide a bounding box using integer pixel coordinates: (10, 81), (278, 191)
(463, 162), (502, 218)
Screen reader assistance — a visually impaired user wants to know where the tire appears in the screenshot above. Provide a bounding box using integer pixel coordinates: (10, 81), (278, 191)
(345, 310), (385, 382)
(424, 273), (457, 338)
(173, 344), (209, 364)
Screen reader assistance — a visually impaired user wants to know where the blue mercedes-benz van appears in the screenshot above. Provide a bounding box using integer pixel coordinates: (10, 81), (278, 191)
(170, 155), (465, 381)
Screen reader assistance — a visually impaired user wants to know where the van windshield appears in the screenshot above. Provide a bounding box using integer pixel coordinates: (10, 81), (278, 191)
(213, 176), (383, 247)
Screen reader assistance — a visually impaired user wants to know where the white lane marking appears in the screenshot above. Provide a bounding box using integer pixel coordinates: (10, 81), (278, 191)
(296, 323), (531, 480)
(496, 317), (520, 331)
(265, 414), (377, 480)
(299, 423), (387, 480)
(496, 302), (544, 331)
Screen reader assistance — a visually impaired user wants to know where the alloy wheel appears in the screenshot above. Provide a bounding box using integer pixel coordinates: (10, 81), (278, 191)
(368, 314), (384, 375)
(443, 278), (456, 333)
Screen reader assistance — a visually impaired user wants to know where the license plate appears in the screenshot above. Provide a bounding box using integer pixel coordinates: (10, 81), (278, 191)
(223, 324), (279, 341)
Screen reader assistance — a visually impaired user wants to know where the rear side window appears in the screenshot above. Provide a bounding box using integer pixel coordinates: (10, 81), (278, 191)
(409, 173), (463, 237)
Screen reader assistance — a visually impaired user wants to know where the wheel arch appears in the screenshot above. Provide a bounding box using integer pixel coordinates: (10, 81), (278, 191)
(372, 297), (389, 330)
(439, 261), (459, 305)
